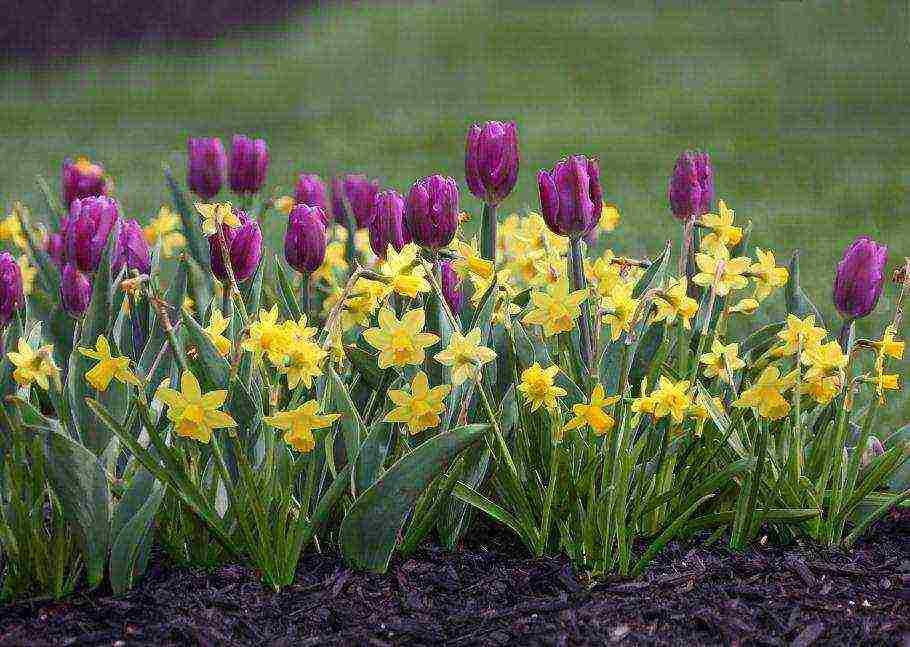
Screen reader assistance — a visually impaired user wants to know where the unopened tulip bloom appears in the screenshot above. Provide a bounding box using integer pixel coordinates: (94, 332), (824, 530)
(65, 196), (121, 273)
(538, 155), (603, 239)
(465, 120), (519, 206)
(113, 219), (152, 276)
(209, 210), (262, 283)
(0, 252), (25, 327)
(62, 157), (107, 207)
(294, 174), (330, 224)
(46, 229), (66, 269)
(61, 263), (92, 317)
(834, 236), (888, 321)
(342, 174), (381, 229)
(668, 150), (713, 221)
(369, 189), (411, 258)
(405, 175), (459, 250)
(285, 205), (327, 274)
(187, 137), (227, 200)
(330, 175), (347, 224)
(228, 135), (269, 194)
(441, 260), (463, 314)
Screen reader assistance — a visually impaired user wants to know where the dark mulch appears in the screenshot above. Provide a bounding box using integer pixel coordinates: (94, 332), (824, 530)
(1, 510), (908, 646)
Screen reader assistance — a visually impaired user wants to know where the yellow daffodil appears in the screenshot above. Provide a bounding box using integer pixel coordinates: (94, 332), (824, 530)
(363, 307), (439, 369)
(282, 318), (326, 389)
(652, 276), (699, 330)
(341, 277), (388, 330)
(312, 241), (349, 285)
(650, 377), (693, 424)
(802, 375), (841, 405)
(8, 338), (59, 391)
(379, 244), (431, 298)
(733, 366), (797, 420)
(144, 205), (186, 258)
(750, 248), (789, 301)
(451, 238), (494, 281)
(274, 195), (295, 216)
(182, 296), (195, 314)
(0, 203), (28, 249)
(327, 329), (347, 370)
(433, 327), (497, 385)
(354, 229), (373, 258)
(775, 314), (827, 357)
(873, 325), (905, 361)
(17, 255), (36, 296)
(242, 305), (293, 367)
(386, 370), (451, 434)
(523, 278), (587, 337)
(562, 384), (620, 437)
(203, 310), (232, 356)
(195, 202), (239, 236)
(587, 252), (623, 298)
(599, 203), (621, 232)
(601, 279), (640, 342)
(699, 339), (745, 383)
(870, 356), (900, 404)
(729, 298), (760, 315)
(801, 340), (848, 382)
(266, 400), (340, 452)
(155, 370), (236, 443)
(77, 335), (140, 391)
(699, 200), (743, 254)
(517, 363), (566, 412)
(692, 246), (752, 297)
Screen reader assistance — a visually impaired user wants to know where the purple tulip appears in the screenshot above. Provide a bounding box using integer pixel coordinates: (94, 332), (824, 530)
(228, 135), (269, 194)
(113, 219), (152, 276)
(46, 229), (66, 270)
(294, 174), (330, 225)
(61, 263), (92, 318)
(668, 150), (713, 221)
(405, 175), (459, 250)
(342, 174), (381, 229)
(0, 252), (24, 327)
(440, 260), (463, 315)
(187, 137), (227, 200)
(208, 210), (262, 283)
(284, 205), (327, 274)
(537, 155), (603, 238)
(65, 196), (121, 273)
(62, 157), (107, 208)
(330, 175), (347, 225)
(833, 236), (888, 321)
(368, 190), (411, 258)
(465, 120), (519, 206)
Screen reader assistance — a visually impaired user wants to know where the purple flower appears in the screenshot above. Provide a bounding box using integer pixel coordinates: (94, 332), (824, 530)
(833, 236), (888, 320)
(668, 150), (713, 221)
(0, 252), (24, 327)
(405, 175), (459, 250)
(465, 120), (519, 205)
(65, 196), (121, 273)
(208, 210), (262, 283)
(46, 229), (66, 270)
(369, 190), (411, 258)
(294, 174), (330, 225)
(538, 155), (603, 238)
(342, 174), (381, 229)
(440, 260), (463, 315)
(61, 263), (92, 318)
(62, 157), (107, 208)
(284, 205), (327, 274)
(228, 135), (269, 194)
(187, 137), (227, 200)
(112, 219), (152, 276)
(330, 175), (347, 225)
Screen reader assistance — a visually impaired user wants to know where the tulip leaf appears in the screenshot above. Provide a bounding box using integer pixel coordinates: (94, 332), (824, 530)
(355, 419), (393, 494)
(164, 166), (211, 271)
(628, 322), (665, 389)
(109, 467), (165, 596)
(185, 254), (214, 321)
(328, 365), (367, 476)
(740, 320), (786, 358)
(274, 255), (303, 321)
(346, 346), (384, 390)
(884, 423), (910, 492)
(786, 250), (824, 328)
(339, 424), (488, 572)
(180, 308), (229, 390)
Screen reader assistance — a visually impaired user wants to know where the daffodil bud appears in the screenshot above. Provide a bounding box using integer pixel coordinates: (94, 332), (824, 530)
(62, 156), (107, 208)
(538, 155), (603, 239)
(369, 189), (410, 258)
(405, 174), (459, 250)
(465, 120), (519, 206)
(208, 210), (262, 282)
(65, 196), (121, 273)
(284, 204), (327, 274)
(441, 260), (463, 314)
(668, 150), (713, 221)
(0, 252), (24, 327)
(834, 236), (888, 321)
(187, 137), (226, 200)
(113, 219), (152, 276)
(342, 174), (381, 228)
(294, 174), (330, 225)
(61, 262), (92, 317)
(228, 135), (269, 194)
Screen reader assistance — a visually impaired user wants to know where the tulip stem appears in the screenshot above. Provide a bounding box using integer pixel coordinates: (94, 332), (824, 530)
(837, 319), (854, 353)
(481, 202), (497, 265)
(569, 238), (593, 373)
(300, 273), (311, 320)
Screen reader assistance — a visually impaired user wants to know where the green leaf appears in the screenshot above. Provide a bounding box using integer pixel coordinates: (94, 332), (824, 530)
(740, 320), (786, 357)
(452, 481), (526, 539)
(786, 250), (824, 327)
(355, 419), (393, 493)
(180, 308), (229, 389)
(339, 424), (488, 572)
(164, 166), (210, 271)
(883, 424), (909, 492)
(628, 323), (664, 389)
(109, 467), (165, 595)
(274, 255), (303, 321)
(346, 346), (384, 390)
(328, 365), (367, 478)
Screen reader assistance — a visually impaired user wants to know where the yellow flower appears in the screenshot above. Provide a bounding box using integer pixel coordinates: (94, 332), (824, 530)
(522, 279), (587, 337)
(386, 371), (451, 434)
(652, 276), (699, 330)
(8, 338), (59, 391)
(363, 307), (439, 369)
(266, 400), (340, 453)
(144, 206), (186, 258)
(312, 241), (349, 285)
(802, 375), (841, 405)
(354, 229), (373, 258)
(0, 203), (28, 249)
(451, 238), (494, 281)
(699, 339), (745, 383)
(601, 279), (640, 342)
(77, 335), (140, 391)
(599, 203), (621, 232)
(800, 340), (848, 382)
(505, 246), (547, 287)
(379, 244), (431, 298)
(195, 202), (239, 236)
(182, 296), (195, 314)
(517, 363), (566, 412)
(692, 246), (751, 297)
(587, 252), (623, 298)
(733, 366), (797, 420)
(750, 248), (789, 301)
(274, 195), (295, 216)
(17, 255), (37, 296)
(204, 310), (232, 357)
(775, 314), (827, 357)
(155, 370), (236, 443)
(241, 305), (293, 367)
(650, 376), (692, 424)
(562, 384), (620, 436)
(434, 327), (497, 385)
(341, 278), (388, 330)
(281, 317), (325, 389)
(871, 356), (900, 404)
(873, 325), (905, 361)
(699, 200), (743, 254)
(729, 298), (760, 315)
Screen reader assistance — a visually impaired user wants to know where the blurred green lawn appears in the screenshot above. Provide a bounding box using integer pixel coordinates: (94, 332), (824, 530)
(0, 0), (907, 428)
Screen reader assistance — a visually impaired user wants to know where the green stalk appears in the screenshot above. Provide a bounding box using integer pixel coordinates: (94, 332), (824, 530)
(569, 238), (593, 373)
(481, 202), (497, 265)
(299, 272), (311, 320)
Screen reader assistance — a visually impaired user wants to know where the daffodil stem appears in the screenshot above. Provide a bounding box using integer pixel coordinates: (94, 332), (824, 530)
(481, 202), (497, 265)
(569, 238), (593, 374)
(477, 379), (520, 483)
(688, 285), (717, 383)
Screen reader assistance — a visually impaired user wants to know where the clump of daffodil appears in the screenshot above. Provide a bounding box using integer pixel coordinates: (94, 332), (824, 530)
(195, 202), (239, 235)
(266, 401), (340, 453)
(242, 305), (293, 367)
(863, 324), (904, 404)
(518, 363), (566, 413)
(699, 199), (743, 254)
(144, 205), (186, 258)
(363, 307), (439, 369)
(562, 384), (620, 437)
(379, 244), (431, 299)
(601, 278), (640, 342)
(155, 370), (236, 443)
(522, 278), (587, 337)
(8, 338), (59, 391)
(652, 276), (699, 330)
(17, 255), (36, 296)
(775, 314), (827, 357)
(734, 365), (798, 420)
(434, 327), (497, 385)
(386, 370), (451, 434)
(0, 202), (28, 249)
(203, 310), (232, 356)
(77, 334), (140, 391)
(469, 268), (515, 309)
(282, 316), (327, 389)
(692, 246), (752, 296)
(699, 339), (745, 384)
(649, 377), (693, 424)
(749, 248), (789, 301)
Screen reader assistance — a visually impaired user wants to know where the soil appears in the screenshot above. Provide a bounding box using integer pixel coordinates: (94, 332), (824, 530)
(0, 510), (907, 647)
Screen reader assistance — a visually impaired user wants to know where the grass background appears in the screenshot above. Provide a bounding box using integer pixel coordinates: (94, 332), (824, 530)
(0, 0), (907, 429)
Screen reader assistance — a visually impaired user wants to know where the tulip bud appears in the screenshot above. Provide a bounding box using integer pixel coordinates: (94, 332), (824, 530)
(0, 252), (25, 327)
(61, 263), (92, 317)
(342, 174), (381, 229)
(285, 205), (327, 274)
(209, 210), (263, 283)
(294, 174), (330, 225)
(65, 196), (121, 273)
(62, 156), (107, 208)
(228, 135), (269, 194)
(187, 137), (227, 200)
(440, 260), (463, 314)
(833, 236), (888, 321)
(668, 150), (713, 221)
(465, 120), (519, 206)
(46, 229), (66, 270)
(330, 175), (347, 224)
(368, 190), (411, 258)
(113, 219), (152, 276)
(405, 174), (459, 250)
(538, 155), (603, 238)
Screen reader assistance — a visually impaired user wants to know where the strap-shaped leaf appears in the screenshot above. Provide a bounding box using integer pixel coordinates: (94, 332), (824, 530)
(109, 467), (165, 595)
(164, 165), (210, 271)
(786, 250), (824, 327)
